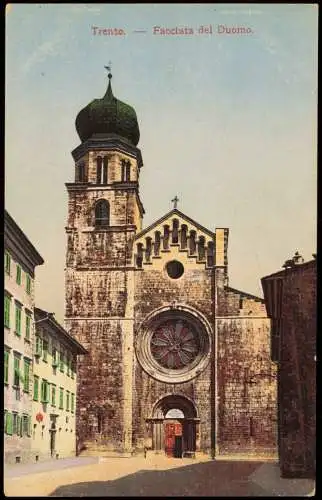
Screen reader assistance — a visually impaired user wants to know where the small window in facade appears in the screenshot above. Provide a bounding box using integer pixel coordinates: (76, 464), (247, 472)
(180, 225), (188, 250)
(78, 163), (86, 183)
(5, 251), (11, 275)
(163, 225), (170, 250)
(52, 347), (58, 367)
(207, 241), (214, 267)
(12, 412), (18, 435)
(154, 232), (161, 256)
(71, 393), (75, 413)
(51, 384), (56, 407)
(42, 339), (48, 362)
(66, 391), (70, 412)
(16, 265), (22, 285)
(13, 354), (21, 387)
(136, 243), (144, 268)
(35, 335), (42, 357)
(22, 415), (29, 436)
(15, 302), (22, 336)
(95, 200), (110, 227)
(4, 294), (11, 328)
(59, 350), (65, 372)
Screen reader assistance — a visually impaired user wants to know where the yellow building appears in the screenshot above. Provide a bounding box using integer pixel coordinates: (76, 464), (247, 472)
(31, 308), (87, 461)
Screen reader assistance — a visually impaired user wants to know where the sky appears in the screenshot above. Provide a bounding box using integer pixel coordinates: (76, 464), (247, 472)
(5, 3), (318, 324)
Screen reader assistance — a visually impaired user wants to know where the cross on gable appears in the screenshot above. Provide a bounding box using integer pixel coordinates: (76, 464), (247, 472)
(171, 196), (179, 209)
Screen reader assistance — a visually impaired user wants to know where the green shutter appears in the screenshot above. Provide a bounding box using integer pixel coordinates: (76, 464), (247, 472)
(52, 385), (56, 406)
(16, 265), (21, 285)
(27, 416), (32, 437)
(59, 388), (64, 409)
(23, 360), (30, 392)
(6, 412), (13, 435)
(26, 274), (31, 294)
(15, 305), (22, 336)
(25, 314), (31, 340)
(33, 376), (39, 401)
(71, 393), (75, 413)
(4, 295), (11, 328)
(5, 252), (11, 274)
(4, 351), (9, 384)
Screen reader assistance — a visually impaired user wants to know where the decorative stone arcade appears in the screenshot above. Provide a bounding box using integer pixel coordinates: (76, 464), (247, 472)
(146, 395), (199, 457)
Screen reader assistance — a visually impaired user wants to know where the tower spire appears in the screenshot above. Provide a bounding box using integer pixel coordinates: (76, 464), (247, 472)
(104, 62), (113, 98)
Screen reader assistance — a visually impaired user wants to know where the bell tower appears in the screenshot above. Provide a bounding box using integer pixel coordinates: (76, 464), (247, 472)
(65, 69), (144, 454)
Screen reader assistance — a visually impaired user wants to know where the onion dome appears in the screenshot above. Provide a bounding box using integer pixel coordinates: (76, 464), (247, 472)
(75, 71), (140, 146)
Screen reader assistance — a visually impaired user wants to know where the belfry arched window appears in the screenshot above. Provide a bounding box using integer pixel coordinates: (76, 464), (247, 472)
(96, 157), (103, 184)
(95, 200), (110, 227)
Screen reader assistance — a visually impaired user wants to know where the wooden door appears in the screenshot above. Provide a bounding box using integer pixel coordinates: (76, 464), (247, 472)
(165, 422), (182, 457)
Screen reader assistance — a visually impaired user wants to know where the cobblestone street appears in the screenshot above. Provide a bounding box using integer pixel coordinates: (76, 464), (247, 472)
(4, 456), (315, 497)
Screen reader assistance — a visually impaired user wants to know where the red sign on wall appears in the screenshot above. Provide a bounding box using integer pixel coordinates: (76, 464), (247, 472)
(36, 413), (43, 423)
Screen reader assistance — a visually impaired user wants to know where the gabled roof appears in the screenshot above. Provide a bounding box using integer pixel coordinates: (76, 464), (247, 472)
(135, 208), (215, 240)
(35, 307), (88, 355)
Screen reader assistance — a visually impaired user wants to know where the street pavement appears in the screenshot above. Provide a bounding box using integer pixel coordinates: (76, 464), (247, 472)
(4, 455), (315, 497)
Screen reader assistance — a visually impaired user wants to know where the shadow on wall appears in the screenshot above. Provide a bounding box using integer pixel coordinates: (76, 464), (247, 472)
(49, 460), (277, 497)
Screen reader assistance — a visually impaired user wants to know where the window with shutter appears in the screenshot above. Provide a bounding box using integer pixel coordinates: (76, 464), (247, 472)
(59, 351), (64, 372)
(13, 413), (18, 435)
(42, 339), (48, 362)
(26, 274), (32, 294)
(13, 355), (20, 387)
(5, 251), (11, 275)
(23, 360), (30, 392)
(4, 294), (11, 328)
(51, 385), (56, 406)
(16, 264), (22, 285)
(35, 335), (42, 357)
(41, 379), (49, 403)
(71, 393), (75, 413)
(66, 391), (70, 412)
(59, 388), (64, 409)
(4, 350), (9, 384)
(33, 375), (39, 401)
(25, 312), (31, 341)
(15, 303), (22, 336)
(6, 412), (13, 435)
(27, 416), (32, 437)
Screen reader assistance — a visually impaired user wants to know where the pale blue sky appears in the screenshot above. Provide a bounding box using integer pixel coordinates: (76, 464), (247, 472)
(6, 4), (318, 323)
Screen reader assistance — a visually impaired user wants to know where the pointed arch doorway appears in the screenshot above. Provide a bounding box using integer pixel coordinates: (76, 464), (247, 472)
(147, 394), (199, 458)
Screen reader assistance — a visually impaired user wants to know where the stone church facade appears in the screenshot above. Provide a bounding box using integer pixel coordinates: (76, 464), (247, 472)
(65, 71), (278, 458)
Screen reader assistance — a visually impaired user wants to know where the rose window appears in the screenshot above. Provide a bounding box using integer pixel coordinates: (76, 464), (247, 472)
(150, 319), (200, 370)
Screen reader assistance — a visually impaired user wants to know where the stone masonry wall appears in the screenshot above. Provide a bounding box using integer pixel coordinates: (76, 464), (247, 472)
(133, 267), (215, 454)
(216, 291), (278, 457)
(279, 261), (316, 477)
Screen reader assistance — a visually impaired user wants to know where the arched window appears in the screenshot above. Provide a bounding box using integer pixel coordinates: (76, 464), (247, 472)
(180, 225), (187, 250)
(95, 200), (110, 227)
(145, 237), (152, 263)
(102, 156), (108, 184)
(154, 231), (161, 256)
(189, 231), (196, 255)
(198, 236), (205, 261)
(172, 219), (179, 244)
(207, 241), (214, 267)
(96, 157), (103, 184)
(78, 163), (86, 183)
(163, 225), (170, 250)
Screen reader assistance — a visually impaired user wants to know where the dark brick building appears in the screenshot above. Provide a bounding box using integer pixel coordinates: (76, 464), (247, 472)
(261, 253), (316, 478)
(65, 71), (278, 459)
